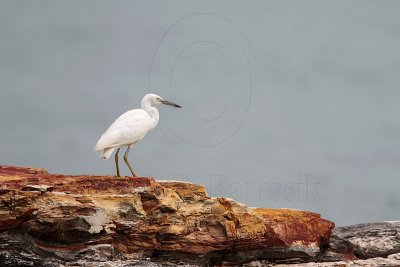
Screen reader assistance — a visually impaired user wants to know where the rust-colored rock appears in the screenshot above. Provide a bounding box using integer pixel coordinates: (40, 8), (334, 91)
(0, 165), (334, 265)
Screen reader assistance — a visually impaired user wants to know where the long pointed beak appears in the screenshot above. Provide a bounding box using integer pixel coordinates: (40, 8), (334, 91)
(160, 99), (182, 108)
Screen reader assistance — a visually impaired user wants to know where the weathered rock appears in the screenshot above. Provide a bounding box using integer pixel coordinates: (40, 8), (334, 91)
(251, 253), (400, 266)
(327, 221), (400, 259)
(0, 165), (334, 266)
(267, 222), (400, 267)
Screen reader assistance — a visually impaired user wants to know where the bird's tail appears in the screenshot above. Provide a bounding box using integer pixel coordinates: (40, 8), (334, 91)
(100, 147), (115, 160)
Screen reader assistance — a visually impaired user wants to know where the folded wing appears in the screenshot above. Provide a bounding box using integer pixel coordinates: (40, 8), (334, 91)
(94, 109), (152, 151)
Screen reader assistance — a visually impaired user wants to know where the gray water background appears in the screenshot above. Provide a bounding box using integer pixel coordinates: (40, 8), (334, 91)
(1, 1), (400, 226)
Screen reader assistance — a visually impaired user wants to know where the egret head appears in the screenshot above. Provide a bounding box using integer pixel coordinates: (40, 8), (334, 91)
(143, 93), (182, 108)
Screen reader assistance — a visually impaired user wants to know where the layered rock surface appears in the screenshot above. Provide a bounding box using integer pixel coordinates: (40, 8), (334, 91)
(247, 221), (400, 266)
(0, 165), (335, 266)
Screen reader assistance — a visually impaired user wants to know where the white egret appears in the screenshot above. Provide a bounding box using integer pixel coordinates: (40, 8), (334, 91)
(94, 93), (181, 177)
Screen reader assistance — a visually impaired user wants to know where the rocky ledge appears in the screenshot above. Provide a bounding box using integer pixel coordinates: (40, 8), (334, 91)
(0, 166), (398, 266)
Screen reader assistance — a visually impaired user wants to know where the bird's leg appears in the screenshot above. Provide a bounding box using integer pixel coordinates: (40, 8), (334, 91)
(115, 148), (121, 177)
(124, 146), (137, 177)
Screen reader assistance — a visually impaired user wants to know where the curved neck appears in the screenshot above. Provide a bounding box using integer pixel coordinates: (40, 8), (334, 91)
(141, 99), (153, 113)
(141, 99), (159, 128)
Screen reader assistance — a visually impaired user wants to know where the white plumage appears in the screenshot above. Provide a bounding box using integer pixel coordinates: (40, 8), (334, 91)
(95, 109), (155, 159)
(94, 93), (181, 177)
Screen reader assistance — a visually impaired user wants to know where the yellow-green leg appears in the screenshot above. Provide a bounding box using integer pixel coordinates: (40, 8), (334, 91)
(123, 146), (137, 177)
(114, 148), (121, 177)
